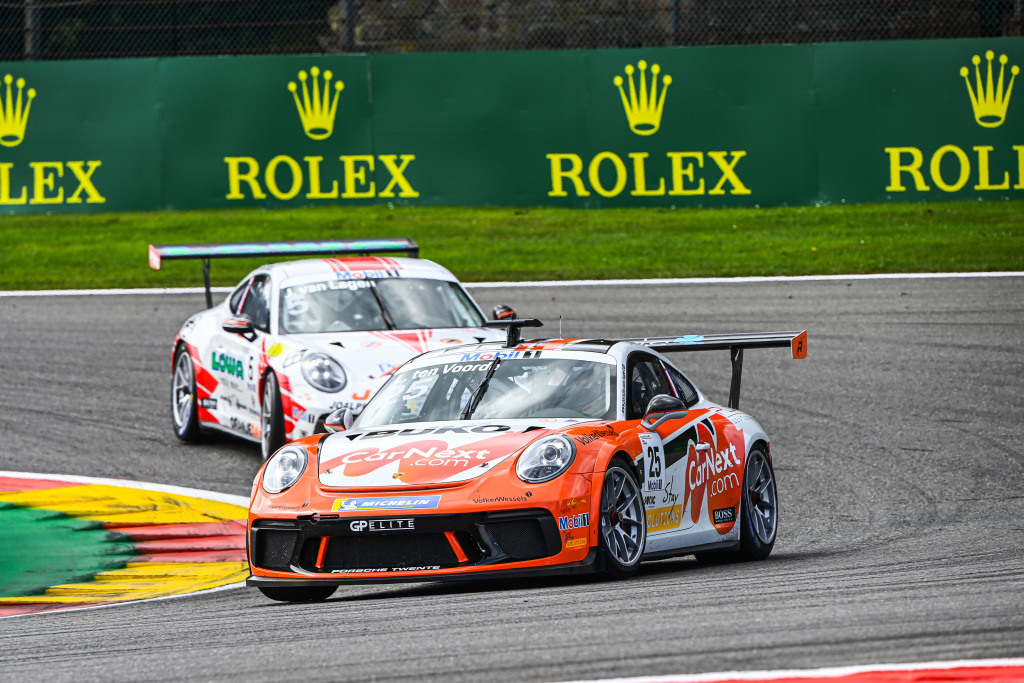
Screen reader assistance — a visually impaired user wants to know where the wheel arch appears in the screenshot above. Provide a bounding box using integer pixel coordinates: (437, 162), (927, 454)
(749, 438), (771, 463)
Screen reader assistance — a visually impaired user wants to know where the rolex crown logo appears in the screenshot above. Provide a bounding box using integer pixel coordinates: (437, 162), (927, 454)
(960, 50), (1018, 128)
(0, 74), (36, 148)
(613, 60), (671, 136)
(288, 66), (344, 140)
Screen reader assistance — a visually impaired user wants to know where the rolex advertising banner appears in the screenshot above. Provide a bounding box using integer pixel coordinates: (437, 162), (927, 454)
(0, 37), (1020, 214)
(816, 39), (1023, 203)
(0, 59), (161, 211)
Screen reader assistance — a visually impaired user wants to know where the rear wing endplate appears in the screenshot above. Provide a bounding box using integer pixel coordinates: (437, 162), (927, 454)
(623, 330), (807, 410)
(148, 237), (419, 308)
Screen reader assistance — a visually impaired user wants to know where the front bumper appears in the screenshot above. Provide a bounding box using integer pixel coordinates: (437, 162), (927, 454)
(248, 507), (577, 579)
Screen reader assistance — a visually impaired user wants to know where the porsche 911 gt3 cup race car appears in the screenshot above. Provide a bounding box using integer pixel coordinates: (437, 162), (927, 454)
(245, 318), (807, 602)
(152, 238), (507, 459)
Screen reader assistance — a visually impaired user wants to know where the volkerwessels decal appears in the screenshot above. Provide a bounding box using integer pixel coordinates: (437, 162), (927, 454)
(472, 491), (532, 504)
(331, 496), (441, 512)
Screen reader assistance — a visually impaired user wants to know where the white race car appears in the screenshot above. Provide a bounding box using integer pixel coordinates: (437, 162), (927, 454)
(151, 238), (508, 458)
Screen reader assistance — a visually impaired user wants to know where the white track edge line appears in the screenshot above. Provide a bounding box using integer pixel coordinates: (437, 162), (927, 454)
(0, 471), (251, 619)
(554, 657), (1024, 683)
(1, 271), (1023, 297)
(0, 471), (249, 507)
(0, 581), (247, 620)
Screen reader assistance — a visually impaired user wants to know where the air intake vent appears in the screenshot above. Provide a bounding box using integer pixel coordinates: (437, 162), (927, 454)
(487, 519), (550, 560)
(255, 529), (299, 571)
(322, 534), (458, 570)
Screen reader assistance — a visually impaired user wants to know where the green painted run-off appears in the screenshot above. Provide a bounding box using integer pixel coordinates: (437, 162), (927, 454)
(0, 504), (135, 598)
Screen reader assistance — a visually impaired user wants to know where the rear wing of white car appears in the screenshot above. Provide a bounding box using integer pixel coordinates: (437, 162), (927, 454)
(623, 330), (808, 410)
(148, 237), (419, 308)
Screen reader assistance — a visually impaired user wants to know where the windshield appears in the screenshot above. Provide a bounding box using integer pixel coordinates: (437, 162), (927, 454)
(279, 278), (484, 334)
(355, 355), (617, 427)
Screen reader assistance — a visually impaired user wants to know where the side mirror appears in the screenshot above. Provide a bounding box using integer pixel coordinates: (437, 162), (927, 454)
(222, 315), (256, 341)
(641, 394), (689, 431)
(323, 407), (357, 433)
(492, 304), (517, 320)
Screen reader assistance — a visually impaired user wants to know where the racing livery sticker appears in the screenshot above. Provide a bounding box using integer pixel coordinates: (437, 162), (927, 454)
(637, 430), (665, 492)
(331, 495), (441, 511)
(318, 420), (583, 488)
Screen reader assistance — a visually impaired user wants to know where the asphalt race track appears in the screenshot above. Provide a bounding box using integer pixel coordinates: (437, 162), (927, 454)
(1, 277), (1022, 682)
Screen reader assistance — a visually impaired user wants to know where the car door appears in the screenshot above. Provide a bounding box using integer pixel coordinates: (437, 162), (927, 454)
(216, 274), (271, 439)
(626, 352), (700, 549)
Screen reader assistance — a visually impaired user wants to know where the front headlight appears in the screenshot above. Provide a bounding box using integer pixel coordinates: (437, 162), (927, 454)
(301, 353), (346, 393)
(262, 446), (308, 494)
(516, 435), (577, 483)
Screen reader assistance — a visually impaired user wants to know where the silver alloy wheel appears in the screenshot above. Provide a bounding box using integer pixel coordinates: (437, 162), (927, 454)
(600, 465), (646, 567)
(172, 351), (194, 432)
(261, 376), (275, 461)
(745, 450), (777, 544)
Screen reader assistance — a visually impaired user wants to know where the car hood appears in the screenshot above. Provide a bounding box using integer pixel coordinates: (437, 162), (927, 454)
(317, 418), (594, 488)
(282, 328), (499, 381)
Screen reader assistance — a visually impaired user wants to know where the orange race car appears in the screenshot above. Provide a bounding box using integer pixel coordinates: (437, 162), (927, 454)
(246, 319), (807, 602)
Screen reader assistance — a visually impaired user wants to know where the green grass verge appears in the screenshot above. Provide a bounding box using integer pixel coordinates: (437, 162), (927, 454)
(2, 201), (1021, 290)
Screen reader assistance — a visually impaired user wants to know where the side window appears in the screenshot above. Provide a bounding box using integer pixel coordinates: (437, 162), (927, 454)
(626, 353), (671, 420)
(240, 275), (271, 332)
(665, 364), (700, 407)
(229, 279), (249, 314)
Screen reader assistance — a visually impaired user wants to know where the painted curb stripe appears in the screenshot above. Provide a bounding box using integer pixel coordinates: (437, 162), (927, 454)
(0, 271), (1022, 297)
(0, 472), (249, 618)
(556, 659), (1024, 683)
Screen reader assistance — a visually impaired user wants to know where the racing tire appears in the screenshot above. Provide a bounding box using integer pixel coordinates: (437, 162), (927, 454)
(171, 345), (204, 442)
(738, 447), (777, 560)
(598, 457), (647, 580)
(694, 446), (778, 564)
(261, 372), (286, 461)
(258, 585), (337, 603)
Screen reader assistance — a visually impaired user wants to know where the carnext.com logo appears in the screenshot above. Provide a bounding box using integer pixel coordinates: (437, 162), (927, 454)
(332, 495), (441, 512)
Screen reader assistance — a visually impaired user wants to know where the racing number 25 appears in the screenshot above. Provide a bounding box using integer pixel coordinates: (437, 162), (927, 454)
(647, 445), (662, 478)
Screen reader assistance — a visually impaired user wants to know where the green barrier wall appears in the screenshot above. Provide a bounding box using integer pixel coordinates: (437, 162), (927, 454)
(0, 37), (1020, 213)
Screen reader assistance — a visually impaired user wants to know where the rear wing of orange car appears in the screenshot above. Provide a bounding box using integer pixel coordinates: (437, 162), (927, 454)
(148, 237), (419, 308)
(623, 330), (807, 410)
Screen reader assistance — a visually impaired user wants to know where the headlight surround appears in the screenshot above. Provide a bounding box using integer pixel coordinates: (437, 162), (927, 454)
(262, 446), (308, 494)
(301, 353), (346, 393)
(515, 435), (577, 483)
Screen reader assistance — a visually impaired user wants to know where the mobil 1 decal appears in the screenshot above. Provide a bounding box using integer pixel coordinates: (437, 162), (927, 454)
(645, 410), (745, 536)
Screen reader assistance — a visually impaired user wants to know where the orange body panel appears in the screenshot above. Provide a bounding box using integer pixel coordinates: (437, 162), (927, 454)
(248, 408), (751, 582)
